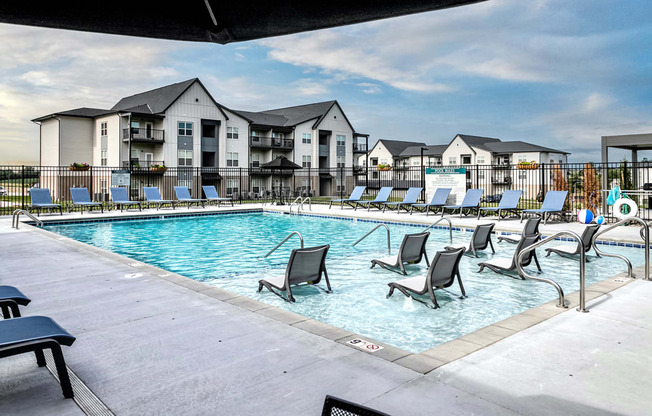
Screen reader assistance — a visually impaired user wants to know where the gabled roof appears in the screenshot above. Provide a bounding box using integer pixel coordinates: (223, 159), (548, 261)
(230, 110), (289, 127)
(232, 100), (355, 131)
(453, 134), (501, 152)
(485, 141), (570, 155)
(372, 139), (427, 157)
(399, 144), (448, 157)
(32, 107), (112, 122)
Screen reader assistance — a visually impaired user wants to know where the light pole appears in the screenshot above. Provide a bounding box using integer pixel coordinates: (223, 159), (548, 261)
(420, 147), (428, 202)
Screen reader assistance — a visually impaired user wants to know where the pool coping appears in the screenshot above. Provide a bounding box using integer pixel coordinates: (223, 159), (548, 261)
(24, 207), (643, 375)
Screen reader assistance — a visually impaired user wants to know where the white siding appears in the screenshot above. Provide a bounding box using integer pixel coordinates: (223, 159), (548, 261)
(314, 104), (354, 167)
(58, 116), (94, 166)
(222, 108), (249, 168)
(40, 119), (59, 166)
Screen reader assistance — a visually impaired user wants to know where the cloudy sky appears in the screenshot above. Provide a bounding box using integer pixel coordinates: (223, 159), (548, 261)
(1, 0), (651, 164)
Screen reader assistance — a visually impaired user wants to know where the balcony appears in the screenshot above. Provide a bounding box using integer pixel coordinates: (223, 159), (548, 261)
(491, 176), (513, 185)
(122, 128), (165, 143)
(249, 136), (294, 150)
(353, 165), (366, 174)
(393, 163), (410, 171)
(122, 160), (166, 175)
(249, 163), (294, 175)
(492, 163), (511, 170)
(352, 142), (368, 153)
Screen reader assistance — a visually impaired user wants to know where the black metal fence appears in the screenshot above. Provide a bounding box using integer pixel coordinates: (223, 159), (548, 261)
(1, 162), (651, 221)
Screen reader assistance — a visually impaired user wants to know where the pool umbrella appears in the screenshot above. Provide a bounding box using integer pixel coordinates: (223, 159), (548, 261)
(260, 156), (302, 205)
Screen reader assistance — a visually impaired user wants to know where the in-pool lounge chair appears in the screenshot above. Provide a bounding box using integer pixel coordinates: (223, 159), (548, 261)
(545, 224), (601, 260)
(387, 247), (466, 309)
(382, 187), (423, 213)
(521, 190), (568, 224)
(0, 285), (30, 319)
(497, 217), (541, 244)
(29, 188), (62, 216)
(329, 185), (366, 209)
(202, 185), (233, 206)
(258, 245), (331, 302)
(174, 186), (205, 208)
(478, 190), (522, 220)
(444, 223), (496, 257)
(410, 188), (451, 216)
(371, 231), (430, 275)
(441, 189), (484, 217)
(70, 187), (103, 213)
(144, 187), (175, 210)
(478, 234), (542, 276)
(355, 187), (393, 211)
(0, 316), (76, 398)
(109, 187), (142, 212)
(322, 395), (391, 416)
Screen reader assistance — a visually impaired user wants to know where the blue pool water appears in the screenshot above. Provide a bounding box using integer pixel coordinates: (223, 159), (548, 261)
(46, 212), (646, 353)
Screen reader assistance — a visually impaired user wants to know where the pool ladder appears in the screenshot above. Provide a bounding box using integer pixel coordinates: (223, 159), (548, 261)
(289, 197), (312, 214)
(263, 231), (304, 258)
(12, 209), (43, 229)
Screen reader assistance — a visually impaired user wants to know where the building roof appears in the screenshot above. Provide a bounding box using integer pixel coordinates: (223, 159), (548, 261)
(32, 107), (112, 122)
(398, 144), (448, 157)
(372, 139), (427, 156)
(454, 134), (501, 152)
(485, 141), (570, 155)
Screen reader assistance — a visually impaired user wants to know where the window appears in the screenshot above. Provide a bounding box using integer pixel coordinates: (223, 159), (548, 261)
(448, 156), (457, 165)
(100, 179), (107, 194)
(462, 155), (472, 164)
(251, 178), (262, 194)
(519, 171), (527, 180)
(227, 152), (239, 167)
(130, 121), (140, 136)
(336, 178), (345, 192)
(302, 155), (312, 168)
(226, 179), (240, 196)
(101, 150), (107, 166)
(178, 180), (192, 188)
(412, 159), (420, 166)
(477, 156), (485, 164)
(178, 122), (192, 136)
(202, 151), (216, 167)
(202, 124), (216, 138)
(337, 156), (345, 168)
(478, 170), (485, 180)
(336, 135), (346, 147)
(100, 122), (108, 136)
(302, 133), (311, 144)
(518, 155), (528, 163)
(251, 153), (260, 168)
(178, 150), (192, 166)
(227, 126), (239, 139)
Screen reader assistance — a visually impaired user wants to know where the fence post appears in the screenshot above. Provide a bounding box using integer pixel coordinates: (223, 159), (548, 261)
(21, 165), (25, 210)
(90, 166), (94, 200)
(239, 167), (242, 204)
(340, 166), (344, 199)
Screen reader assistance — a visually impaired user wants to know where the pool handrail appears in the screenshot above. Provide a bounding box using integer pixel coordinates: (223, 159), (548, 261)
(299, 197), (311, 212)
(423, 217), (453, 243)
(352, 223), (391, 254)
(12, 209), (43, 229)
(263, 231), (304, 258)
(516, 230), (586, 311)
(592, 217), (649, 281)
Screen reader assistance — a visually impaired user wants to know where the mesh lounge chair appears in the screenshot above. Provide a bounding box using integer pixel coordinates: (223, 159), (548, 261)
(0, 285), (30, 319)
(382, 187), (423, 213)
(321, 395), (391, 416)
(410, 188), (451, 216)
(521, 190), (568, 224)
(0, 316), (76, 398)
(258, 245), (331, 302)
(497, 217), (541, 244)
(144, 187), (175, 210)
(70, 187), (103, 213)
(29, 188), (62, 216)
(387, 247), (466, 309)
(202, 185), (233, 206)
(371, 231), (430, 275)
(445, 223), (496, 257)
(355, 187), (393, 211)
(478, 190), (522, 220)
(174, 186), (206, 208)
(478, 234), (542, 276)
(441, 189), (484, 217)
(329, 185), (366, 209)
(545, 224), (601, 259)
(109, 187), (142, 212)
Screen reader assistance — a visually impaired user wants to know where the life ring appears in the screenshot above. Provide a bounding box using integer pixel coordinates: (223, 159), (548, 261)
(613, 198), (638, 219)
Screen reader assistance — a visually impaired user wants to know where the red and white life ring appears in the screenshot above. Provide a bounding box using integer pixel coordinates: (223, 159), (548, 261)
(613, 198), (638, 219)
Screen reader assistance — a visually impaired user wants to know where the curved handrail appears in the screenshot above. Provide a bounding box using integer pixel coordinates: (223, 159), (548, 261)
(423, 217), (453, 243)
(593, 217), (649, 280)
(516, 230), (586, 311)
(299, 197), (312, 212)
(263, 231), (304, 258)
(289, 197), (303, 214)
(352, 223), (391, 254)
(12, 209), (43, 229)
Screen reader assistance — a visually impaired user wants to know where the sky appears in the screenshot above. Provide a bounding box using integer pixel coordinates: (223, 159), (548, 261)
(1, 0), (651, 165)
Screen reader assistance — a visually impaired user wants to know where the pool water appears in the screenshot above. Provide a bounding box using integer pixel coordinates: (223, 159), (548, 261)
(46, 212), (646, 353)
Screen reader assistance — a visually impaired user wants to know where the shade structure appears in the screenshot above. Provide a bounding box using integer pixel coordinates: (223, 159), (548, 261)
(260, 156), (302, 205)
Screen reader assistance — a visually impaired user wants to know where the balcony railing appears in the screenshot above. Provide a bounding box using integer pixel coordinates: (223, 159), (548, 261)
(122, 128), (165, 143)
(122, 160), (166, 174)
(319, 144), (329, 157)
(249, 136), (294, 149)
(491, 176), (513, 185)
(492, 163), (511, 170)
(352, 142), (368, 153)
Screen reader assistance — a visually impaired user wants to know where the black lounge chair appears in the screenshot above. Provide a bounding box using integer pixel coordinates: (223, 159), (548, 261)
(497, 218), (541, 244)
(445, 223), (496, 257)
(478, 234), (542, 276)
(371, 231), (430, 275)
(321, 395), (391, 416)
(0, 316), (76, 398)
(545, 224), (601, 260)
(0, 285), (31, 318)
(387, 247), (466, 309)
(258, 245), (331, 302)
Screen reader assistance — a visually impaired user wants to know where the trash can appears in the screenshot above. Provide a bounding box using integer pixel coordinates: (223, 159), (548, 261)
(644, 183), (652, 208)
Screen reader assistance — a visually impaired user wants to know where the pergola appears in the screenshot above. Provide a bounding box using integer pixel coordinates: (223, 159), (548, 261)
(601, 133), (652, 164)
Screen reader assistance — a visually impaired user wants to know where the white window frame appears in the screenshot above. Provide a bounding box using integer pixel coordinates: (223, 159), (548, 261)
(448, 157), (457, 165)
(302, 133), (311, 144)
(302, 155), (312, 168)
(227, 126), (239, 139)
(227, 152), (239, 167)
(178, 149), (192, 166)
(178, 121), (192, 136)
(100, 122), (108, 137)
(337, 155), (345, 168)
(336, 135), (346, 147)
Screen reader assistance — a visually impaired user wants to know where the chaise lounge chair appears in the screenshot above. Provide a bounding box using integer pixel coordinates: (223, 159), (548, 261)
(371, 231), (430, 275)
(144, 187), (176, 210)
(0, 316), (76, 398)
(477, 234), (542, 276)
(478, 190), (522, 220)
(521, 190), (568, 224)
(70, 187), (103, 213)
(329, 185), (366, 209)
(444, 223), (496, 257)
(29, 188), (62, 216)
(258, 245), (331, 302)
(355, 187), (393, 211)
(441, 189), (484, 217)
(174, 186), (205, 208)
(545, 224), (601, 260)
(497, 217), (541, 244)
(109, 187), (142, 212)
(382, 187), (423, 213)
(321, 395), (391, 416)
(410, 188), (451, 216)
(0, 285), (31, 319)
(386, 247), (466, 309)
(202, 185), (233, 206)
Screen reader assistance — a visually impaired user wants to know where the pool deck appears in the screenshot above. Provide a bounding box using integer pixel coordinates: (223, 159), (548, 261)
(1, 204), (652, 415)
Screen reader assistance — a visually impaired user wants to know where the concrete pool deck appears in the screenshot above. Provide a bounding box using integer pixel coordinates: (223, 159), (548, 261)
(1, 205), (651, 415)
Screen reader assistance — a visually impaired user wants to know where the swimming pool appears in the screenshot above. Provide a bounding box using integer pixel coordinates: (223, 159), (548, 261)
(45, 212), (645, 353)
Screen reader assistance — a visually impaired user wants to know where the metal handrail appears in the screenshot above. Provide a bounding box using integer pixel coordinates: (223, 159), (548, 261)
(299, 197), (312, 212)
(12, 209), (43, 229)
(289, 197), (302, 214)
(352, 223), (391, 254)
(423, 217), (453, 243)
(517, 231), (586, 311)
(593, 217), (649, 280)
(263, 231), (304, 258)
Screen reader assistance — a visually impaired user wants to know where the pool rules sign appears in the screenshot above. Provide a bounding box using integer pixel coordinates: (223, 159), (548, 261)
(425, 167), (467, 205)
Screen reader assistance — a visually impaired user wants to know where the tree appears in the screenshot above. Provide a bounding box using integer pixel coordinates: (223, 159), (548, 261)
(551, 164), (570, 210)
(583, 163), (601, 213)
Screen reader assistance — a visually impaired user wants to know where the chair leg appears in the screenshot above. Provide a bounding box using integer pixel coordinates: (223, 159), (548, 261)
(49, 342), (74, 399)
